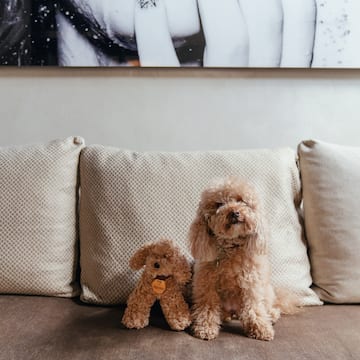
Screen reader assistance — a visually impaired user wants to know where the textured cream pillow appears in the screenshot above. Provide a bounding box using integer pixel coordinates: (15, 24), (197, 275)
(298, 140), (360, 303)
(79, 145), (321, 306)
(0, 137), (84, 297)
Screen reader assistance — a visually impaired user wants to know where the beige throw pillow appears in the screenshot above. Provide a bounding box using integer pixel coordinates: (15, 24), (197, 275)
(0, 137), (84, 297)
(79, 145), (321, 306)
(298, 139), (360, 303)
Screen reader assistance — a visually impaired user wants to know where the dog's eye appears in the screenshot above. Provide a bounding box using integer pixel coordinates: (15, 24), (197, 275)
(237, 198), (248, 206)
(215, 202), (224, 209)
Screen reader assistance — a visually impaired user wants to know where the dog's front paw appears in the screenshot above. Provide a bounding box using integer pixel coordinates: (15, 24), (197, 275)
(246, 322), (274, 341)
(192, 324), (219, 340)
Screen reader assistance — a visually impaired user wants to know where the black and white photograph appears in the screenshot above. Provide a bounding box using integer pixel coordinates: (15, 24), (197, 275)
(1, 0), (360, 67)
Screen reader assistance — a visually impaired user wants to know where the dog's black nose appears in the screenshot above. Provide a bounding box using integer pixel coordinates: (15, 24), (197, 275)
(229, 211), (240, 224)
(154, 262), (160, 269)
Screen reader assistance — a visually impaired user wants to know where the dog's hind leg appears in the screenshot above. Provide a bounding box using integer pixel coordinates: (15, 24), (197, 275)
(265, 284), (281, 324)
(238, 299), (275, 341)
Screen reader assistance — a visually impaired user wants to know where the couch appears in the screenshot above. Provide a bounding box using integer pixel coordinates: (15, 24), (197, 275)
(1, 137), (359, 360)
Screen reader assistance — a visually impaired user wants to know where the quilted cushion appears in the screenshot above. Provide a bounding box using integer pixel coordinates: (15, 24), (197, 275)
(0, 137), (84, 297)
(79, 145), (321, 305)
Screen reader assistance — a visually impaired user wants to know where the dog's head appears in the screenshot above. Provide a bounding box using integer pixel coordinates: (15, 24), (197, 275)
(189, 177), (266, 261)
(129, 239), (191, 285)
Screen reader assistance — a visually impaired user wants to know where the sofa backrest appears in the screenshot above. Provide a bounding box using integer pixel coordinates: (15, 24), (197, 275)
(2, 137), (359, 305)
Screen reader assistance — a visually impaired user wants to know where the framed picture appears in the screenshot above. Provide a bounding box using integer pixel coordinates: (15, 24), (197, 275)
(1, 0), (359, 68)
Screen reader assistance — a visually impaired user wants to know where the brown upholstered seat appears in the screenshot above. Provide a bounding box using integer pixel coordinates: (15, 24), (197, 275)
(0, 295), (359, 360)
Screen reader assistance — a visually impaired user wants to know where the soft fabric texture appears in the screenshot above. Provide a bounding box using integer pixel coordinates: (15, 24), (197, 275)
(0, 296), (358, 360)
(0, 137), (84, 297)
(298, 139), (360, 303)
(79, 145), (321, 305)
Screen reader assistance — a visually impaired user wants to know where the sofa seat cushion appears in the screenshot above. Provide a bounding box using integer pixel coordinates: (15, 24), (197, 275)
(0, 295), (359, 360)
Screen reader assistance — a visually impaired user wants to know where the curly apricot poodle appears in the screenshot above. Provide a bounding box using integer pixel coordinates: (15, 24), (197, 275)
(189, 177), (298, 341)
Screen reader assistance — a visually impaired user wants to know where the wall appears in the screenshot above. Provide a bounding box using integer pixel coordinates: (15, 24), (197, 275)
(1, 68), (360, 151)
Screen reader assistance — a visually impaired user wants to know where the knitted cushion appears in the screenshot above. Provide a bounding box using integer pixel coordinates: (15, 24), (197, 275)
(0, 137), (84, 297)
(79, 145), (321, 305)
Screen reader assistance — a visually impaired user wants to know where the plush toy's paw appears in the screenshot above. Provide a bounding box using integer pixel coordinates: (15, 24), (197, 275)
(192, 324), (219, 340)
(122, 314), (149, 329)
(168, 315), (192, 331)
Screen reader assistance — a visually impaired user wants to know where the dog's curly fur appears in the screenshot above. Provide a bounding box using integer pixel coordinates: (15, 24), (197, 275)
(189, 177), (298, 341)
(122, 239), (192, 331)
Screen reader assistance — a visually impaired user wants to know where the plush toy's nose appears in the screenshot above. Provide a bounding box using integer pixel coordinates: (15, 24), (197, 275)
(154, 262), (160, 269)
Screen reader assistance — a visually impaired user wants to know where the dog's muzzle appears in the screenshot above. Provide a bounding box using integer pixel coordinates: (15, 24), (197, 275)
(228, 211), (244, 224)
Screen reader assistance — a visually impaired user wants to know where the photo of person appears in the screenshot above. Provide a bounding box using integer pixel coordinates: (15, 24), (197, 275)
(0, 0), (32, 66)
(1, 0), (359, 67)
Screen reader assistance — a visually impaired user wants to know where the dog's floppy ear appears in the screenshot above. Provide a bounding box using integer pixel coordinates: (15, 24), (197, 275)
(245, 217), (268, 255)
(129, 244), (152, 270)
(173, 251), (192, 285)
(189, 207), (217, 262)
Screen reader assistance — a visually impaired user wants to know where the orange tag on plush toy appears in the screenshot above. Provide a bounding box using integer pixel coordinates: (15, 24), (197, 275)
(152, 279), (166, 295)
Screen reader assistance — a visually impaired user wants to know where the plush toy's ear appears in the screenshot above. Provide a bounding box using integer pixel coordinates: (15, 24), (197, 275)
(188, 208), (217, 262)
(129, 244), (151, 270)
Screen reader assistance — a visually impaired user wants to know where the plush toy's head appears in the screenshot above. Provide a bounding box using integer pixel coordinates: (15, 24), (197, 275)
(129, 239), (191, 286)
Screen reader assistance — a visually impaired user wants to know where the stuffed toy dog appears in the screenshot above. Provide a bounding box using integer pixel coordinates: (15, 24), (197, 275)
(122, 239), (192, 331)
